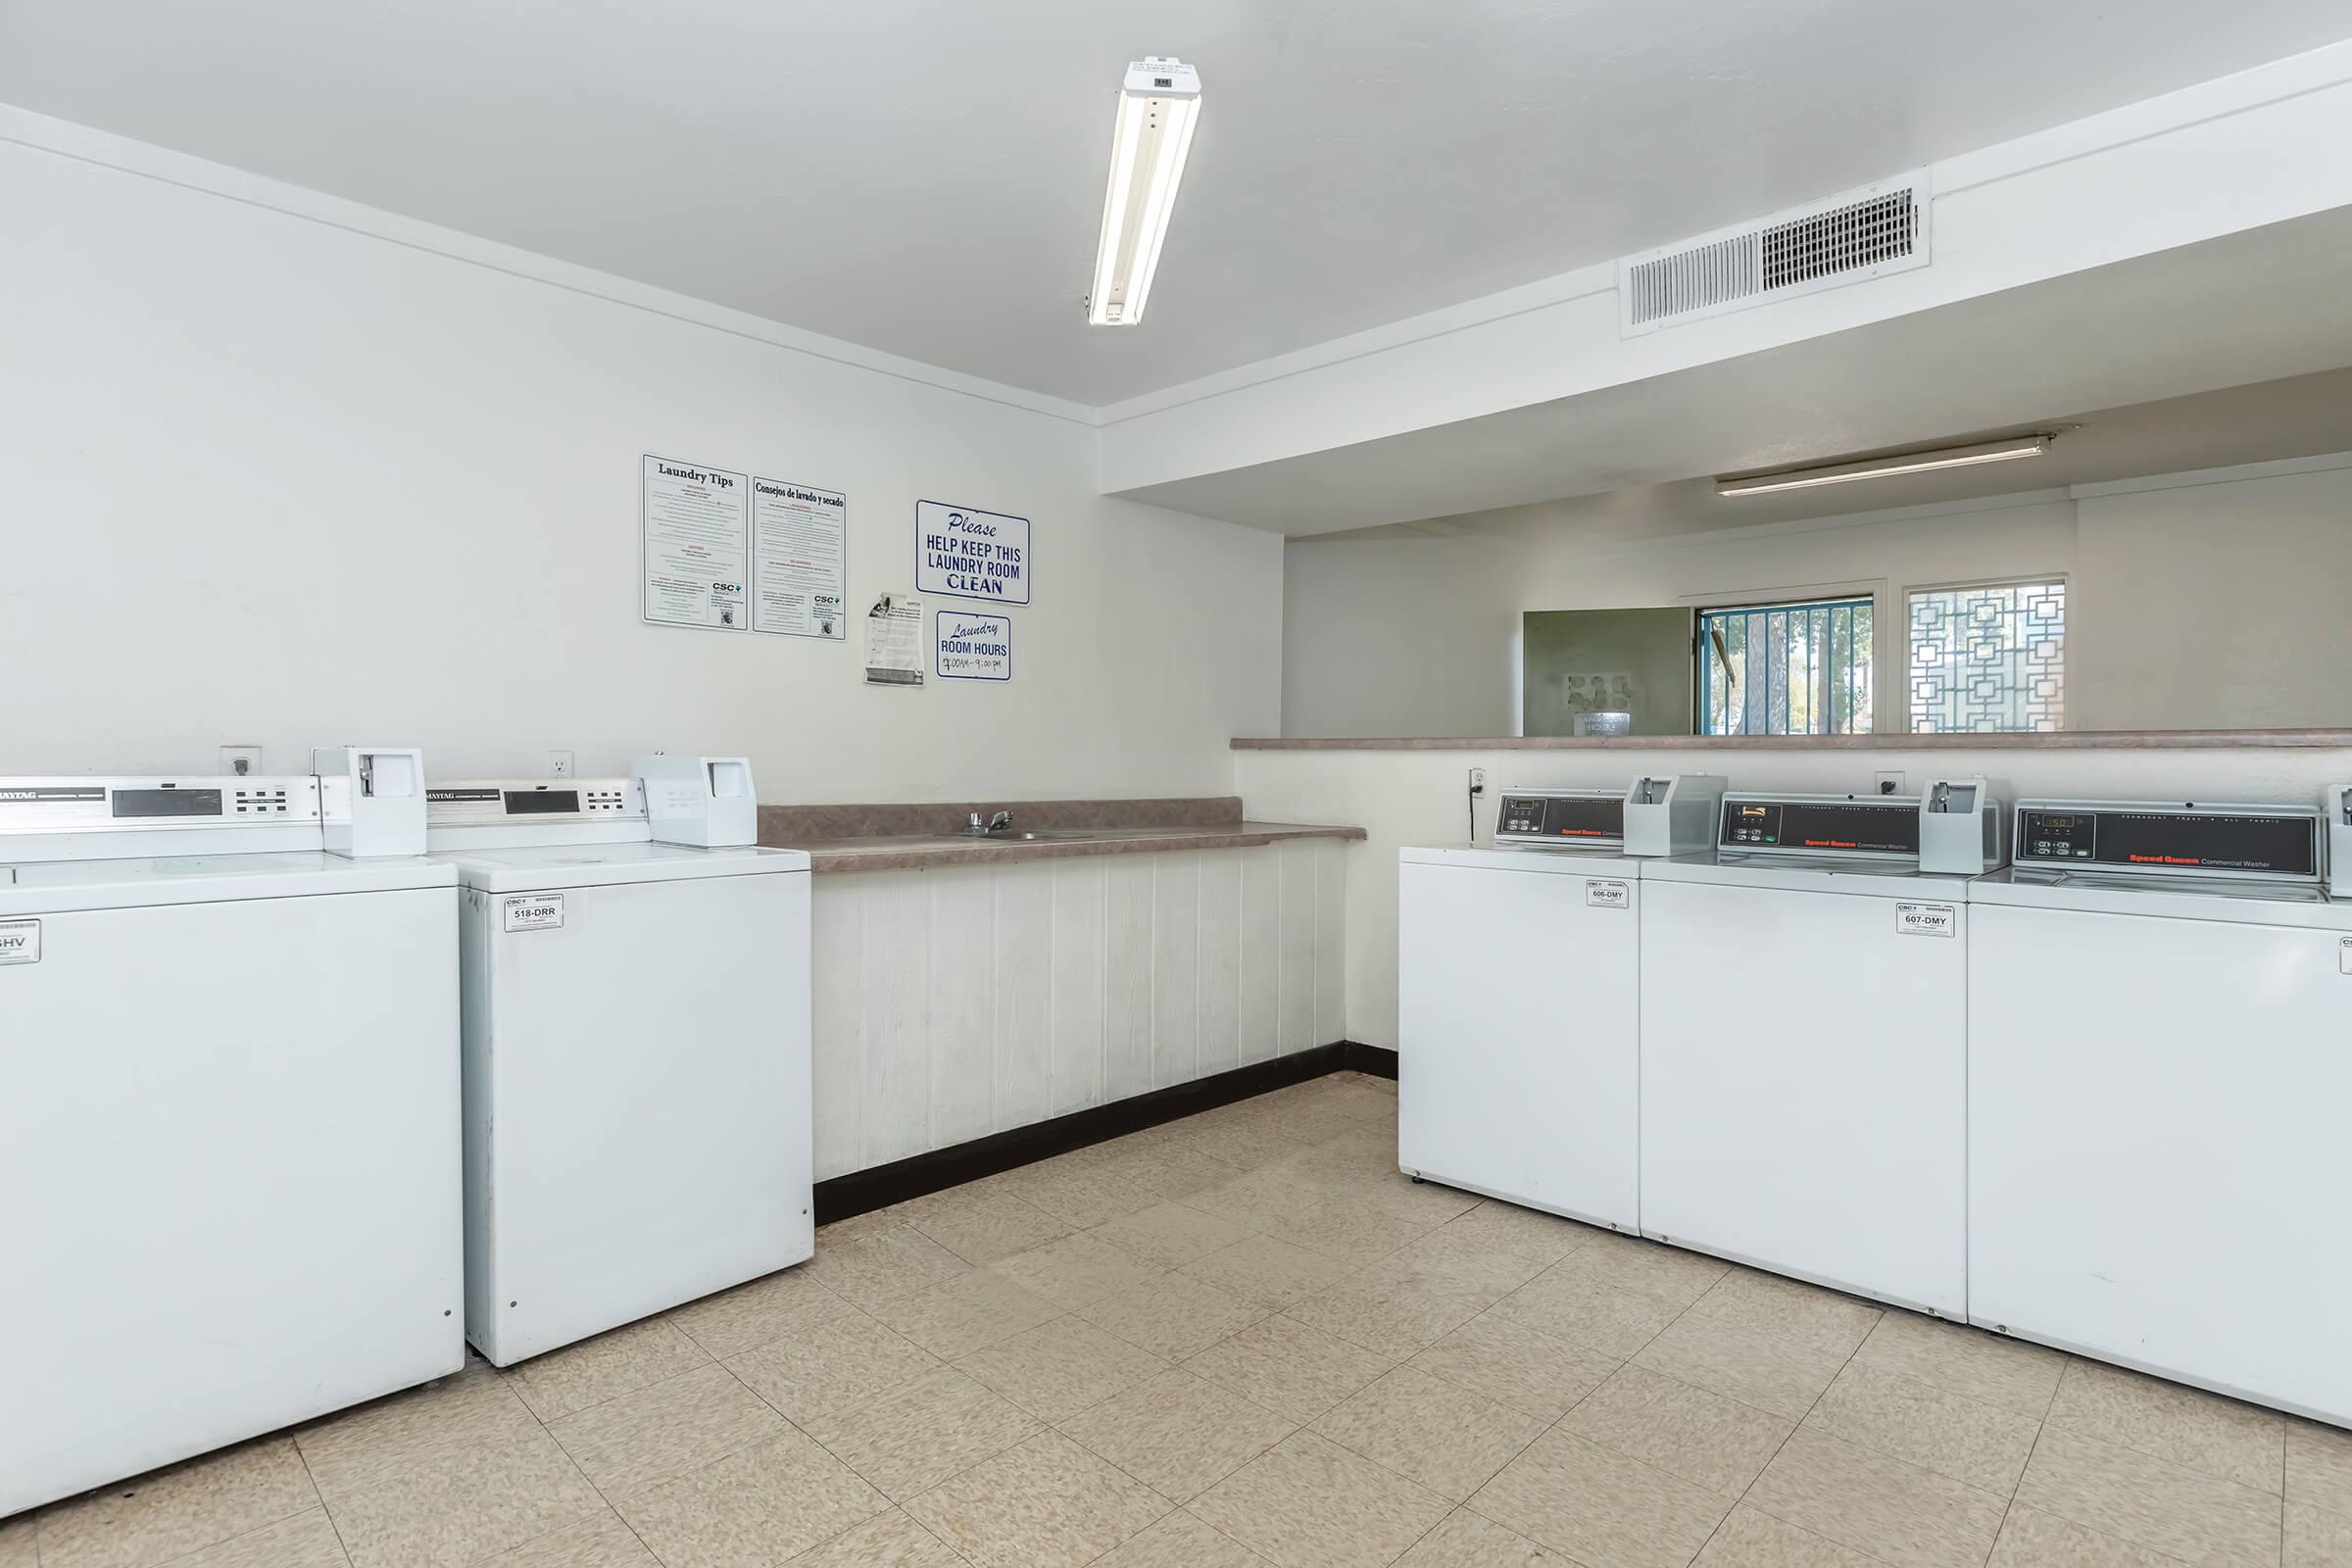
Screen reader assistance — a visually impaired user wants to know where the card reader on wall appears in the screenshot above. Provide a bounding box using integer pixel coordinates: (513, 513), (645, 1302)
(631, 755), (759, 847)
(2328, 784), (2351, 897)
(1918, 776), (2008, 875)
(1622, 774), (1729, 858)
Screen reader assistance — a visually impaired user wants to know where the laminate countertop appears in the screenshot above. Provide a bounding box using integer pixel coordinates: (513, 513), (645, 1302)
(777, 820), (1366, 874)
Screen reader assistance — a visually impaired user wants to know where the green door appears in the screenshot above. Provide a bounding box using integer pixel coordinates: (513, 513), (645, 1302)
(1522, 608), (1695, 737)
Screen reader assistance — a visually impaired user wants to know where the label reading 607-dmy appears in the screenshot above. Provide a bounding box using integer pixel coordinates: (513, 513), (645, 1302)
(503, 895), (565, 933)
(1896, 901), (1956, 937)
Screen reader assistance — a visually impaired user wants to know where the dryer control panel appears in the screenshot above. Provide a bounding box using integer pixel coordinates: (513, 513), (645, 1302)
(2014, 800), (2322, 880)
(1494, 789), (1625, 849)
(0, 776), (324, 863)
(426, 780), (643, 828)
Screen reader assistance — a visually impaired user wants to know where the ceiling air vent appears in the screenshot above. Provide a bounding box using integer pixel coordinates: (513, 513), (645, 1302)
(1620, 173), (1930, 335)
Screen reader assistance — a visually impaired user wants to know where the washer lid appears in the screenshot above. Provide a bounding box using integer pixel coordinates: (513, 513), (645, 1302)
(1638, 851), (1979, 901)
(1970, 867), (2352, 929)
(0, 850), (457, 915)
(431, 840), (809, 891)
(1401, 844), (1647, 877)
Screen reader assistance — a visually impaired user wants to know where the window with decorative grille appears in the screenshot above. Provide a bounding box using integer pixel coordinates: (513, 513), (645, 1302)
(1906, 582), (2066, 733)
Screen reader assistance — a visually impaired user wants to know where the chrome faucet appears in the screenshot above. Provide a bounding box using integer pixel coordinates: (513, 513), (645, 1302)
(966, 810), (1014, 837)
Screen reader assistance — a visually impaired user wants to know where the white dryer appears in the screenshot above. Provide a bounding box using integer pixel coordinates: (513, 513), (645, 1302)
(1637, 781), (2003, 1316)
(1970, 800), (2352, 1425)
(1398, 777), (1722, 1230)
(0, 770), (461, 1518)
(426, 759), (811, 1365)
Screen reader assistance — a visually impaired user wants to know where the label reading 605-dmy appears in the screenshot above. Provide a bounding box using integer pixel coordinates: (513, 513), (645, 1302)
(0, 919), (40, 965)
(1586, 879), (1630, 909)
(1896, 901), (1956, 937)
(503, 895), (565, 933)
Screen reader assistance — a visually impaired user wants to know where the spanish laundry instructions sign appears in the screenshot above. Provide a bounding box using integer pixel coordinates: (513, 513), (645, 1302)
(916, 501), (1030, 605)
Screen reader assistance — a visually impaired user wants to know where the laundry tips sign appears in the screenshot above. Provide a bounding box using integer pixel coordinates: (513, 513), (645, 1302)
(916, 501), (1030, 604)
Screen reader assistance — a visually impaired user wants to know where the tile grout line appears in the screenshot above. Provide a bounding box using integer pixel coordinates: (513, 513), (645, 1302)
(287, 1445), (359, 1568)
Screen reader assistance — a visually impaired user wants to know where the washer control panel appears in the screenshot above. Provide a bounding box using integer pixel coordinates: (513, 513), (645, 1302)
(2015, 802), (2321, 879)
(1494, 789), (1626, 848)
(425, 780), (643, 828)
(1718, 795), (1921, 858)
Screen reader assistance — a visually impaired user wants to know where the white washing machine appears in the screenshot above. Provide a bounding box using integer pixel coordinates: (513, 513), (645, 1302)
(1970, 799), (2352, 1425)
(1637, 781), (2003, 1316)
(427, 757), (812, 1365)
(1398, 777), (1722, 1230)
(0, 765), (461, 1518)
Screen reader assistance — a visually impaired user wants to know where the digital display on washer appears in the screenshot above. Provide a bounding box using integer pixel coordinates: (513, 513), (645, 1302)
(110, 788), (224, 818)
(1721, 800), (1919, 855)
(1496, 794), (1624, 842)
(2017, 808), (2319, 876)
(503, 789), (582, 815)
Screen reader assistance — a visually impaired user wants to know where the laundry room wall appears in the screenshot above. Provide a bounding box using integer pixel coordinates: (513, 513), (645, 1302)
(0, 113), (1281, 799)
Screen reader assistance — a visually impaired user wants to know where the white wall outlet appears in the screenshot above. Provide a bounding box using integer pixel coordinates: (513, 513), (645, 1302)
(220, 745), (263, 777)
(1875, 770), (1906, 796)
(548, 750), (574, 779)
(1468, 767), (1487, 794)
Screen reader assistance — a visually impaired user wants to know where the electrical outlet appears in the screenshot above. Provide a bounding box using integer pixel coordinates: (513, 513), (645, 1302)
(1468, 767), (1487, 795)
(1875, 770), (1906, 796)
(548, 750), (574, 779)
(220, 745), (263, 777)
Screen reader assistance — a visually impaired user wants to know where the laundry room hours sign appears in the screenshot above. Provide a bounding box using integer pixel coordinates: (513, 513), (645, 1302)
(915, 501), (1030, 605)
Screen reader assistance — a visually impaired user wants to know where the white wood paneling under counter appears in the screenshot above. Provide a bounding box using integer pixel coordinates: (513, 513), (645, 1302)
(810, 838), (1349, 1179)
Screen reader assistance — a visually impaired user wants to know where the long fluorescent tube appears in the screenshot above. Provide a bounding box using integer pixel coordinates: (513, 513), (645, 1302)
(1088, 57), (1201, 327)
(1716, 435), (2051, 497)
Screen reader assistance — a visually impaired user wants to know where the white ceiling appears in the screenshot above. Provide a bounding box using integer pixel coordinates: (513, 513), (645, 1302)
(1299, 367), (2352, 547)
(1122, 203), (2352, 531)
(4, 1), (2348, 405)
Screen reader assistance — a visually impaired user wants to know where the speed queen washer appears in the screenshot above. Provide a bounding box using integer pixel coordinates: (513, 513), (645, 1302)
(1398, 777), (1723, 1229)
(1970, 800), (2352, 1424)
(427, 758), (812, 1365)
(0, 767), (461, 1517)
(1636, 781), (2003, 1315)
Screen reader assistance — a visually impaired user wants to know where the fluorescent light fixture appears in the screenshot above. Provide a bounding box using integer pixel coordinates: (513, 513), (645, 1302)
(1716, 435), (2051, 497)
(1088, 57), (1201, 327)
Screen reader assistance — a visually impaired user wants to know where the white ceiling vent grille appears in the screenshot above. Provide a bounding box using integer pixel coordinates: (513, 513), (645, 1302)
(1620, 173), (1930, 335)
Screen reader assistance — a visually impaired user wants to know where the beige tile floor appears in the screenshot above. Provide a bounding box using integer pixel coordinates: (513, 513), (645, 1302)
(10, 1069), (2350, 1568)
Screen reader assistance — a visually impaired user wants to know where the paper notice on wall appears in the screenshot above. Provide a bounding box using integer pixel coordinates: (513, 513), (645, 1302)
(643, 455), (749, 630)
(751, 476), (848, 639)
(863, 592), (924, 685)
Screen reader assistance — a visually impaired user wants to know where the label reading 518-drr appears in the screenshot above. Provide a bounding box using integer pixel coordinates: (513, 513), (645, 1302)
(503, 894), (565, 933)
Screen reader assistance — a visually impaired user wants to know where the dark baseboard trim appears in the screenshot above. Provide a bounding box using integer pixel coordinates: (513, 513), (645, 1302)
(814, 1041), (1391, 1226)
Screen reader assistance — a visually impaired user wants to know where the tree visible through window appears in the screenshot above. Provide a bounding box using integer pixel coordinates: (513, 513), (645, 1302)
(1907, 582), (2066, 732)
(1697, 597), (1874, 735)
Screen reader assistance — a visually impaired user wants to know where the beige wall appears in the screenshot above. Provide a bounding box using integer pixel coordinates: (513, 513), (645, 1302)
(1281, 456), (2352, 738)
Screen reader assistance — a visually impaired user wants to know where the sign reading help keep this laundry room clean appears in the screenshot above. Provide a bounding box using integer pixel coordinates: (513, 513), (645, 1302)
(935, 611), (1011, 682)
(916, 501), (1030, 604)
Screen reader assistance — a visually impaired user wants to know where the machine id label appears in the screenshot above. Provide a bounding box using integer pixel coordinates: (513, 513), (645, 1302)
(502, 895), (565, 933)
(0, 919), (39, 965)
(1895, 901), (1956, 937)
(1585, 879), (1630, 909)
